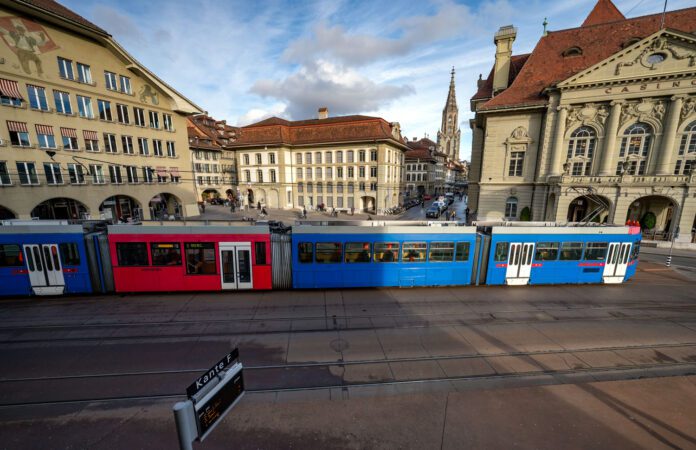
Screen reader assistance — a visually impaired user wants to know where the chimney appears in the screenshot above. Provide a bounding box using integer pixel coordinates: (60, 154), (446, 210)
(318, 107), (329, 119)
(492, 25), (517, 95)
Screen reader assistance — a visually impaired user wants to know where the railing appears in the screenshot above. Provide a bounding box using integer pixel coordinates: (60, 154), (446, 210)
(555, 174), (693, 185)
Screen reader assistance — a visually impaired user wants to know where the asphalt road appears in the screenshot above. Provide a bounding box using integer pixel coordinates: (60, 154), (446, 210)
(639, 247), (696, 269)
(0, 262), (695, 449)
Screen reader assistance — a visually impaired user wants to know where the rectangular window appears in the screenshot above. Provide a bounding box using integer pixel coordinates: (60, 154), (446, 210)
(326, 167), (333, 179)
(296, 167), (303, 180)
(347, 150), (354, 163)
(98, 99), (112, 121)
(429, 242), (454, 262)
(166, 141), (176, 157)
(17, 162), (39, 185)
(337, 167), (343, 178)
(359, 150), (366, 162)
(370, 166), (377, 177)
(369, 182), (377, 191)
(344, 242), (371, 263)
(315, 167), (322, 179)
(455, 242), (470, 261)
(119, 75), (132, 94)
(138, 137), (149, 156)
(126, 166), (139, 183)
(256, 153), (262, 164)
(142, 166), (153, 183)
(560, 242), (584, 261)
(371, 150), (378, 161)
(61, 128), (78, 150)
(347, 183), (354, 193)
(244, 170), (250, 182)
(27, 85), (48, 110)
(270, 169), (276, 183)
(348, 167), (354, 178)
(104, 71), (118, 90)
(151, 243), (182, 266)
(269, 153), (276, 164)
(133, 107), (145, 126)
(295, 153), (302, 164)
(402, 242), (427, 263)
(305, 153), (312, 164)
(76, 62), (92, 84)
(508, 152), (524, 177)
(35, 125), (55, 149)
(0, 162), (10, 185)
(584, 242), (608, 261)
(76, 95), (93, 118)
(337, 197), (344, 208)
(326, 152), (332, 163)
(494, 242), (509, 262)
(185, 242), (216, 274)
(337, 151), (343, 163)
(153, 139), (163, 157)
(298, 243), (313, 263)
(104, 133), (117, 153)
(359, 166), (365, 178)
(374, 242), (398, 263)
(84, 136), (99, 152)
(109, 165), (123, 184)
(163, 114), (173, 131)
(534, 242), (559, 261)
(116, 104), (129, 124)
(255, 242), (267, 265)
(90, 164), (104, 184)
(315, 242), (341, 264)
(53, 90), (72, 114)
(42, 162), (62, 185)
(116, 242), (148, 266)
(149, 110), (160, 129)
(58, 57), (74, 80)
(122, 136), (134, 154)
(67, 163), (85, 184)
(0, 244), (23, 266)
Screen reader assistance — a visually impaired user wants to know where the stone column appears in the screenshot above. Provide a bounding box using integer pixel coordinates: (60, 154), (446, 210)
(598, 100), (623, 176)
(550, 106), (568, 176)
(655, 95), (685, 175)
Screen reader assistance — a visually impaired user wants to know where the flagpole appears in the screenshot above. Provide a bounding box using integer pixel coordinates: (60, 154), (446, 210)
(660, 0), (668, 29)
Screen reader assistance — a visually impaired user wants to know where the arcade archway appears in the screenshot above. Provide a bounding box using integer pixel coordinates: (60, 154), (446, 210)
(31, 198), (89, 220)
(567, 195), (611, 223)
(149, 193), (183, 220)
(100, 195), (142, 222)
(626, 195), (676, 238)
(0, 205), (17, 220)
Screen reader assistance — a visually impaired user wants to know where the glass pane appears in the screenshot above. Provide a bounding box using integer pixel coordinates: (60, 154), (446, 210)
(534, 243), (559, 261)
(255, 242), (267, 265)
(402, 242), (427, 263)
(238, 249), (251, 282)
(429, 242), (454, 262)
(59, 243), (80, 266)
(33, 247), (41, 271)
(43, 246), (53, 271)
(345, 242), (371, 263)
(455, 242), (470, 261)
(150, 243), (182, 266)
(584, 243), (608, 261)
(494, 242), (509, 262)
(0, 244), (23, 267)
(374, 242), (399, 262)
(315, 242), (341, 264)
(221, 251), (235, 283)
(298, 243), (313, 263)
(560, 242), (583, 260)
(116, 242), (149, 266)
(184, 242), (216, 274)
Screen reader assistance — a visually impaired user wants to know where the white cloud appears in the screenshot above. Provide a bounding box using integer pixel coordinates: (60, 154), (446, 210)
(237, 103), (288, 126)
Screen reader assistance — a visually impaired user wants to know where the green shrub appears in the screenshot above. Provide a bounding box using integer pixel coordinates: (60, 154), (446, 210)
(520, 206), (531, 221)
(640, 211), (656, 230)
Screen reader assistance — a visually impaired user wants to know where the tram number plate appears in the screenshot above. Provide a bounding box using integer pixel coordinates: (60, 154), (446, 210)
(195, 368), (245, 440)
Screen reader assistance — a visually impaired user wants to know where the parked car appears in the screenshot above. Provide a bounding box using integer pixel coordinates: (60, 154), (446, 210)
(422, 194), (432, 200)
(425, 206), (441, 218)
(433, 201), (448, 212)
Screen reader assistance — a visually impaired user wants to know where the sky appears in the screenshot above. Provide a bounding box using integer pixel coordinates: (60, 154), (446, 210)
(61, 0), (694, 161)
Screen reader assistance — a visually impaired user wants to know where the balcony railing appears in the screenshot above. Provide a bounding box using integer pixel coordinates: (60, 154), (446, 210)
(553, 174), (693, 185)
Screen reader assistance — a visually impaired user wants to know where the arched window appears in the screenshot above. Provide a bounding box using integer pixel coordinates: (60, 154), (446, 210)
(617, 122), (652, 175)
(674, 121), (696, 175)
(505, 197), (518, 219)
(315, 152), (322, 164)
(566, 126), (596, 176)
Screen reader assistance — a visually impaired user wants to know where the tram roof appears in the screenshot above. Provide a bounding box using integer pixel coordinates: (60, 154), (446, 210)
(292, 225), (477, 235)
(0, 222), (84, 234)
(490, 226), (631, 235)
(107, 225), (269, 235)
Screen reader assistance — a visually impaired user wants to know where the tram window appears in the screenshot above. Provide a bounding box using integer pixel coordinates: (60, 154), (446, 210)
(26, 248), (35, 271)
(0, 244), (23, 267)
(429, 242), (454, 262)
(584, 242), (608, 260)
(560, 242), (583, 260)
(402, 242), (427, 263)
(59, 243), (81, 266)
(151, 243), (182, 266)
(116, 243), (149, 266)
(315, 242), (342, 264)
(255, 242), (267, 265)
(52, 246), (60, 270)
(345, 242), (371, 263)
(184, 242), (216, 274)
(455, 242), (470, 261)
(33, 247), (41, 271)
(631, 244), (640, 260)
(374, 242), (399, 263)
(298, 243), (313, 263)
(494, 242), (508, 262)
(43, 246), (53, 271)
(534, 242), (559, 261)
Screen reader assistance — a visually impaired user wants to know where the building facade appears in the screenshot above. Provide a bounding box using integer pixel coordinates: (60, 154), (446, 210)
(0, 0), (202, 221)
(404, 138), (437, 196)
(469, 0), (696, 242)
(227, 110), (408, 212)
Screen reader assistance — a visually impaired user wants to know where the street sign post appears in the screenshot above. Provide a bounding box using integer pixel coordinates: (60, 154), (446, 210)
(173, 348), (244, 450)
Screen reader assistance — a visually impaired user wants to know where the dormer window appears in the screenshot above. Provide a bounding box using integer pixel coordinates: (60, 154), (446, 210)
(562, 47), (583, 57)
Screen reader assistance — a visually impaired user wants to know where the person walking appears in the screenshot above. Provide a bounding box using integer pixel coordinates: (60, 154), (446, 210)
(302, 207), (307, 219)
(231, 202), (236, 213)
(350, 206), (355, 216)
(257, 201), (261, 210)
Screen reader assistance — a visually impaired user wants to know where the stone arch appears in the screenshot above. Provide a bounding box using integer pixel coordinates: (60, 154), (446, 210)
(361, 196), (376, 212)
(100, 195), (142, 222)
(0, 205), (17, 220)
(268, 189), (279, 208)
(31, 197), (89, 220)
(677, 118), (696, 134)
(253, 188), (267, 207)
(567, 195), (612, 223)
(626, 195), (678, 237)
(618, 118), (662, 136)
(148, 193), (183, 220)
(564, 123), (600, 140)
(201, 189), (220, 201)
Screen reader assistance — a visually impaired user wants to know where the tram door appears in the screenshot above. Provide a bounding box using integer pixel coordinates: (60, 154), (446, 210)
(22, 244), (65, 295)
(603, 242), (631, 284)
(219, 242), (253, 290)
(505, 242), (535, 285)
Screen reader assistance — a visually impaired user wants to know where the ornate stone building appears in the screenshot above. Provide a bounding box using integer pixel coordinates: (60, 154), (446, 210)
(469, 0), (696, 242)
(437, 68), (461, 161)
(0, 0), (202, 221)
(227, 109), (408, 212)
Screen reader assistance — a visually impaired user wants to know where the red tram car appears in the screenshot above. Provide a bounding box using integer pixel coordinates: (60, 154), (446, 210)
(107, 225), (271, 292)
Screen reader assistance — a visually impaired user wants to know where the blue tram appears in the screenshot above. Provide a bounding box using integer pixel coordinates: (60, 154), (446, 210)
(483, 225), (641, 286)
(291, 225), (479, 288)
(0, 224), (92, 296)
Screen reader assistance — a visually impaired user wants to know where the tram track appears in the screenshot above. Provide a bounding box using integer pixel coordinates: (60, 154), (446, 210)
(1, 342), (695, 408)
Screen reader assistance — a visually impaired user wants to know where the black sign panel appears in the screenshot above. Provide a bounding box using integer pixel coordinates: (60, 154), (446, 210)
(187, 348), (239, 397)
(196, 368), (244, 439)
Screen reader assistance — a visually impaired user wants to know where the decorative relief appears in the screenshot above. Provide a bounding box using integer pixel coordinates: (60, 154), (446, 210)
(510, 126), (529, 140)
(620, 99), (665, 127)
(616, 36), (696, 75)
(565, 103), (609, 129)
(682, 97), (696, 121)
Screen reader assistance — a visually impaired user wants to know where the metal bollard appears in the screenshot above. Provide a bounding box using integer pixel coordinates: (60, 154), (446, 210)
(666, 256), (672, 267)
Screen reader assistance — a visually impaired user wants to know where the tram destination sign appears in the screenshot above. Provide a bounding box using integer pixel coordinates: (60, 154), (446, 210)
(187, 348), (239, 397)
(195, 365), (244, 440)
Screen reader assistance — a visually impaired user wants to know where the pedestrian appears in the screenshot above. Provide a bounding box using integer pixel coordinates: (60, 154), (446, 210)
(231, 202), (236, 213)
(257, 201), (261, 210)
(351, 206), (355, 216)
(200, 202), (205, 213)
(302, 207), (307, 219)
(261, 207), (268, 216)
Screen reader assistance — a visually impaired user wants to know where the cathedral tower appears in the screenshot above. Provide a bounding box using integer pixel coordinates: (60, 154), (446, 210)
(437, 68), (461, 161)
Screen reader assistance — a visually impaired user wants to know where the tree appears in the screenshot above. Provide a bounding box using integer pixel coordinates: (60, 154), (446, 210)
(640, 211), (656, 230)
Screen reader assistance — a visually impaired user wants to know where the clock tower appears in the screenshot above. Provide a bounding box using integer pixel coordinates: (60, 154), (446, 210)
(437, 68), (461, 161)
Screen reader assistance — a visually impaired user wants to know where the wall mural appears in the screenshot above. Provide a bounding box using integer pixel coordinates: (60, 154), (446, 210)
(0, 17), (59, 76)
(139, 85), (159, 105)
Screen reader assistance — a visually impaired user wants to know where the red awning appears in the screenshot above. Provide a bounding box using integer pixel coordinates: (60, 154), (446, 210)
(83, 130), (99, 141)
(156, 166), (167, 177)
(0, 78), (23, 100)
(169, 167), (180, 177)
(35, 124), (54, 135)
(7, 121), (28, 133)
(60, 127), (78, 138)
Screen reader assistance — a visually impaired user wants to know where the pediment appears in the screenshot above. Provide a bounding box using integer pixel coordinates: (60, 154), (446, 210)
(558, 29), (696, 88)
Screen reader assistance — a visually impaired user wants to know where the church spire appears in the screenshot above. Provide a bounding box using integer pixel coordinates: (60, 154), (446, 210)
(437, 67), (461, 161)
(446, 67), (457, 109)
